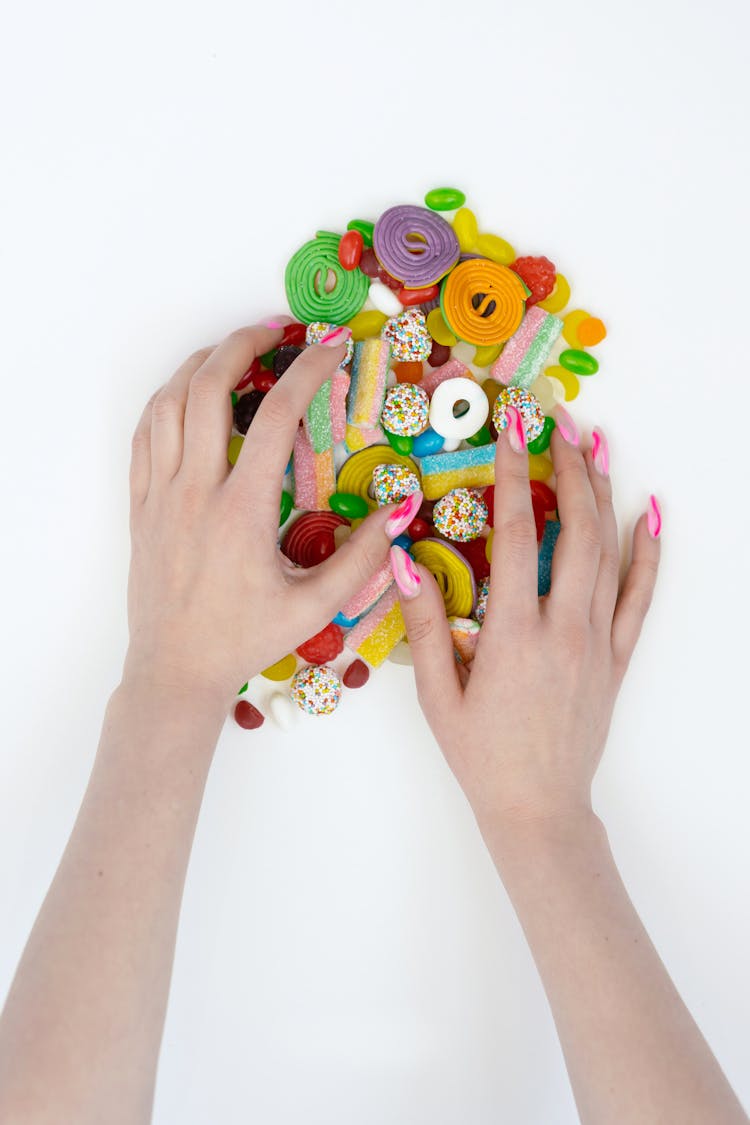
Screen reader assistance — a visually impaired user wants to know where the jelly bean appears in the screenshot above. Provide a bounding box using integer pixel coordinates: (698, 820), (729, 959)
(233, 389), (265, 434)
(329, 491), (369, 519)
(234, 357), (261, 392)
(397, 284), (439, 307)
(234, 700), (265, 730)
(577, 317), (607, 347)
(559, 349), (599, 376)
(269, 692), (296, 730)
(453, 207), (479, 252)
(393, 361), (424, 384)
(537, 272), (570, 314)
(281, 322), (308, 347)
(562, 309), (590, 348)
(378, 267), (402, 292)
(475, 232), (516, 265)
(424, 186), (466, 211)
(407, 517), (431, 541)
(392, 533), (413, 551)
(238, 682), (248, 694)
(273, 345), (303, 377)
(253, 371), (278, 393)
(350, 517), (364, 531)
(347, 309), (387, 340)
(473, 343), (503, 367)
(259, 348), (276, 369)
(343, 659), (370, 688)
(261, 653), (297, 681)
(347, 218), (374, 246)
(528, 453), (554, 481)
(359, 247), (380, 277)
(426, 307), (457, 346)
(279, 489), (293, 527)
(338, 229), (363, 271)
(412, 427), (445, 457)
(527, 415), (555, 454)
(428, 340), (451, 367)
(545, 365), (580, 401)
(230, 391), (238, 407)
(333, 610), (360, 628)
(466, 424), (492, 447)
(531, 495), (547, 542)
(369, 280), (403, 316)
(227, 435), (244, 466)
(386, 430), (414, 456)
(530, 479), (557, 512)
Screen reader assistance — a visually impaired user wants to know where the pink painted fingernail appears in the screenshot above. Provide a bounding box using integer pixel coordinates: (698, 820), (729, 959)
(385, 490), (423, 539)
(319, 325), (352, 347)
(505, 404), (527, 454)
(389, 545), (421, 599)
(591, 426), (609, 476)
(260, 316), (289, 329)
(647, 494), (662, 539)
(555, 405), (580, 446)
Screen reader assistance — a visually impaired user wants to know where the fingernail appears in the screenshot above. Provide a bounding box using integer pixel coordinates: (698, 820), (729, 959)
(390, 545), (421, 599)
(647, 494), (662, 539)
(555, 405), (580, 446)
(505, 404), (527, 454)
(260, 316), (289, 329)
(591, 426), (609, 476)
(319, 325), (352, 347)
(385, 490), (423, 539)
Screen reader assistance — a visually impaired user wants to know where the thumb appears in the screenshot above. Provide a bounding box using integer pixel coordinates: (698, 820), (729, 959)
(390, 546), (463, 722)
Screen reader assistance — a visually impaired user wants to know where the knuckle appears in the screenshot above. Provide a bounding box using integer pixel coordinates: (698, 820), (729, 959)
(227, 326), (258, 350)
(598, 549), (621, 584)
(150, 390), (179, 422)
(188, 371), (217, 404)
(186, 346), (213, 368)
(130, 426), (150, 455)
(407, 615), (436, 646)
(577, 516), (601, 551)
(257, 391), (293, 430)
(501, 514), (537, 554)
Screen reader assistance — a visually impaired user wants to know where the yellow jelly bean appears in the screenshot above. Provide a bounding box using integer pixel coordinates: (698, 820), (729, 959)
(485, 528), (493, 564)
(475, 232), (516, 265)
(452, 207), (479, 252)
(347, 309), (387, 341)
(227, 434), (244, 466)
(349, 517), (364, 531)
(538, 272), (571, 314)
(545, 364), (580, 401)
(426, 307), (457, 346)
(261, 653), (297, 681)
(529, 453), (554, 482)
(473, 343), (503, 367)
(562, 309), (590, 348)
(577, 316), (607, 346)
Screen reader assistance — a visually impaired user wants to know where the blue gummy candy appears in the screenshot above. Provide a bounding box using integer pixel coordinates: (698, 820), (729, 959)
(537, 519), (561, 597)
(333, 610), (360, 628)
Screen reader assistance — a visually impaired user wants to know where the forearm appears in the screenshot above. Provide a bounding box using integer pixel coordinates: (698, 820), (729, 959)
(484, 810), (748, 1125)
(0, 679), (225, 1125)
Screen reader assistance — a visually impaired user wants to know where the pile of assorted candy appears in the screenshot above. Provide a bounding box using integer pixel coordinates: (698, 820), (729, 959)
(230, 188), (607, 731)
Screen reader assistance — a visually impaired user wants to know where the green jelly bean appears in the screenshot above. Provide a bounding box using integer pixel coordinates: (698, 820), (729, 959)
(385, 430), (414, 456)
(279, 489), (293, 527)
(346, 219), (374, 246)
(424, 186), (466, 212)
(466, 424), (492, 447)
(231, 391), (238, 407)
(559, 349), (599, 376)
(260, 348), (276, 370)
(238, 682), (248, 695)
(329, 491), (369, 519)
(527, 416), (556, 455)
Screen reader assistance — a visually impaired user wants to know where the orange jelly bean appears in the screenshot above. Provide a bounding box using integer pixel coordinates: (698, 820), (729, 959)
(393, 361), (423, 384)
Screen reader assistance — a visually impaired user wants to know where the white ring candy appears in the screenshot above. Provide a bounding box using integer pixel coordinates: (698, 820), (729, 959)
(428, 377), (489, 452)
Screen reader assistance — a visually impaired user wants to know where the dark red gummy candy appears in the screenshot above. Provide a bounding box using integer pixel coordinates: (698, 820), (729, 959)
(273, 345), (303, 377)
(233, 389), (265, 435)
(343, 659), (370, 689)
(296, 622), (344, 664)
(234, 700), (265, 729)
(455, 537), (491, 581)
(510, 256), (556, 306)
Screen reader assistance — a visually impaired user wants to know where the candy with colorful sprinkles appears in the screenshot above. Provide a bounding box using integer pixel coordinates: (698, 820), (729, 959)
(232, 189), (607, 727)
(290, 665), (343, 716)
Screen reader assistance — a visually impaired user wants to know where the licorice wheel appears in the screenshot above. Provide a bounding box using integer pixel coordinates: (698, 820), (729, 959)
(281, 511), (349, 568)
(440, 258), (528, 345)
(285, 231), (369, 325)
(410, 539), (476, 617)
(373, 205), (460, 288)
(336, 446), (421, 513)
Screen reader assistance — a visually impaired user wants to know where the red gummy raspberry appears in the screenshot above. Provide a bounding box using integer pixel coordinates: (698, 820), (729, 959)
(454, 537), (491, 582)
(296, 622), (344, 664)
(510, 256), (556, 307)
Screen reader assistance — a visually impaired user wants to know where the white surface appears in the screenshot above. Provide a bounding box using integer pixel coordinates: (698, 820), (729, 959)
(1, 1), (749, 1121)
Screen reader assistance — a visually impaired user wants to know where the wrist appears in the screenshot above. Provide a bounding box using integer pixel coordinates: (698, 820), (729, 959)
(120, 648), (234, 720)
(478, 805), (609, 878)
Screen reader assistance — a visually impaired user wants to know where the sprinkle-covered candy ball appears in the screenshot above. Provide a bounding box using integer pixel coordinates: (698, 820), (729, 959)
(381, 309), (432, 362)
(290, 665), (342, 715)
(475, 576), (490, 624)
(433, 488), (488, 542)
(492, 386), (545, 443)
(380, 383), (430, 437)
(306, 321), (355, 366)
(372, 464), (421, 506)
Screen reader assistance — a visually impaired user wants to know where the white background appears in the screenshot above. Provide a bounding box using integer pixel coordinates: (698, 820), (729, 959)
(1, 0), (749, 1121)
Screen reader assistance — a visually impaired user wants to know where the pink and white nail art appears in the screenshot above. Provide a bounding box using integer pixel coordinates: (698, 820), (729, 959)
(389, 545), (421, 599)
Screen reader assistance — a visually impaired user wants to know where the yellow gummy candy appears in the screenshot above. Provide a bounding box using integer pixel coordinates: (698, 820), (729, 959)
(562, 309), (590, 348)
(426, 307), (457, 347)
(227, 434), (244, 466)
(545, 365), (580, 401)
(347, 309), (387, 341)
(473, 343), (503, 367)
(485, 528), (493, 563)
(538, 273), (571, 314)
(475, 232), (516, 265)
(452, 207), (479, 253)
(261, 653), (297, 681)
(529, 453), (554, 482)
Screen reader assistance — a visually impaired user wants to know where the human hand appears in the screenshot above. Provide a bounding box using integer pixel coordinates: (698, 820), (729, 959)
(125, 321), (408, 709)
(392, 408), (661, 841)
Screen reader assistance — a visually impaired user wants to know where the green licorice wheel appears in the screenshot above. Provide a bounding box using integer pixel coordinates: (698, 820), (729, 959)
(285, 231), (369, 325)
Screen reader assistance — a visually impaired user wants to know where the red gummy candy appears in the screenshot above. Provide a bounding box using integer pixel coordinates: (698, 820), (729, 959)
(531, 495), (547, 543)
(296, 622), (344, 664)
(281, 322), (307, 347)
(359, 248), (380, 278)
(252, 371), (278, 393)
(428, 340), (451, 368)
(455, 537), (491, 582)
(510, 256), (556, 307)
(407, 517), (431, 542)
(483, 486), (495, 527)
(343, 659), (370, 689)
(530, 480), (557, 513)
(234, 357), (261, 392)
(378, 267), (402, 292)
(234, 700), (265, 730)
(338, 230), (363, 271)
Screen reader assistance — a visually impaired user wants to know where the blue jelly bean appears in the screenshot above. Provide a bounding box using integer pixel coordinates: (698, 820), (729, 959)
(392, 534), (413, 551)
(333, 610), (360, 628)
(537, 519), (561, 597)
(412, 427), (445, 457)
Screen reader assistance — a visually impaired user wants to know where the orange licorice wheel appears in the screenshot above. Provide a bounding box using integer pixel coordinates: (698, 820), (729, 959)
(440, 259), (527, 345)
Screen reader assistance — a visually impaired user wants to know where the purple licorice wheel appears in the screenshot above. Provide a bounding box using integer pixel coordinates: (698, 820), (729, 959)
(373, 205), (460, 288)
